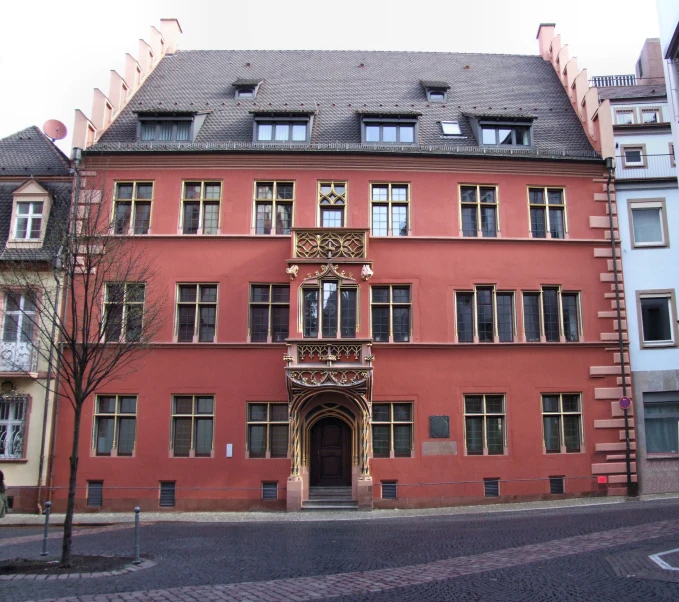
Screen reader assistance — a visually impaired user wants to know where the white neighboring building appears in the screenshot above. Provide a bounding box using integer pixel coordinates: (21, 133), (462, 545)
(595, 37), (679, 494)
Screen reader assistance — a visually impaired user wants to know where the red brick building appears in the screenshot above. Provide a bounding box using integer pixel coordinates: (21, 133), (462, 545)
(51, 21), (632, 511)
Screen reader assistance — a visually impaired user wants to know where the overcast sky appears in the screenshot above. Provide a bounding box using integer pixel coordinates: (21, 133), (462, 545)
(0, 0), (660, 154)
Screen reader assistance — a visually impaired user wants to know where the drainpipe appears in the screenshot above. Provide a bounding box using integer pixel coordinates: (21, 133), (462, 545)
(605, 156), (637, 498)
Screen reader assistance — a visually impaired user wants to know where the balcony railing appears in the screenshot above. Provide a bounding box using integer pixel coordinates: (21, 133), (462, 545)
(293, 228), (367, 259)
(615, 154), (677, 180)
(590, 74), (637, 87)
(0, 341), (39, 373)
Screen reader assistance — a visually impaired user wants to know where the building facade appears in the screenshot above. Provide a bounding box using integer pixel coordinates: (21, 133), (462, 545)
(0, 126), (71, 512)
(46, 21), (635, 512)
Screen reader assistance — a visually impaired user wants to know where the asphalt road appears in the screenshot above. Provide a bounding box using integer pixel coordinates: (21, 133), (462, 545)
(3, 498), (679, 601)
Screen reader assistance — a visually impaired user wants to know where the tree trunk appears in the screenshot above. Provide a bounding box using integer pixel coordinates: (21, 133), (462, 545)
(60, 403), (82, 568)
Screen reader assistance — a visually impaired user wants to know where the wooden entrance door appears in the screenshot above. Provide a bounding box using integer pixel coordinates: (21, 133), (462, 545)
(310, 418), (351, 486)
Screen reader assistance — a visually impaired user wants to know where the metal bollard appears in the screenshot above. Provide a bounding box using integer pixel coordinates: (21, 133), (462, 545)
(40, 501), (51, 556)
(133, 507), (141, 564)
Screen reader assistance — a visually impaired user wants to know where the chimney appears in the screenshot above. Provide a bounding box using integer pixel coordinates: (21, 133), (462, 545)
(160, 18), (182, 55)
(536, 23), (556, 61)
(635, 38), (665, 85)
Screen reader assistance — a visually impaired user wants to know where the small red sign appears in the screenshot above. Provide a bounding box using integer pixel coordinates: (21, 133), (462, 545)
(619, 396), (632, 410)
(597, 476), (608, 484)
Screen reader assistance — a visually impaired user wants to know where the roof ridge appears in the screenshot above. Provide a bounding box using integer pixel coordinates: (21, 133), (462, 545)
(175, 48), (541, 59)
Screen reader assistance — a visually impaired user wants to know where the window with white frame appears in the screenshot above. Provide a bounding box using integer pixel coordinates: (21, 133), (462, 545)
(542, 394), (582, 453)
(181, 182), (221, 235)
(103, 283), (145, 342)
(622, 146), (646, 167)
(460, 185), (498, 237)
(0, 395), (27, 459)
(615, 110), (635, 125)
(8, 181), (51, 247)
(176, 284), (217, 343)
(254, 182), (294, 235)
(629, 199), (668, 247)
(94, 395), (137, 456)
(14, 202), (44, 240)
(638, 291), (677, 347)
(644, 392), (679, 454)
(456, 287), (514, 343)
(528, 188), (566, 239)
(522, 288), (580, 343)
(464, 394), (506, 455)
(441, 121), (462, 135)
(171, 395), (214, 457)
(113, 182), (152, 235)
(641, 108), (661, 124)
(371, 183), (409, 236)
(372, 403), (413, 458)
(2, 291), (36, 343)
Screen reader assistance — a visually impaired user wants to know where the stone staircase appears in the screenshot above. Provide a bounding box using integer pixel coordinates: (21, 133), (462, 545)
(302, 486), (357, 511)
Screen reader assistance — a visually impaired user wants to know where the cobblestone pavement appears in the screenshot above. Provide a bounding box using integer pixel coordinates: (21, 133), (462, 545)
(3, 498), (679, 601)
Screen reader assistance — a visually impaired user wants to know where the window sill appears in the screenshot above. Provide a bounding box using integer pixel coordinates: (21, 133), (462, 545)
(647, 453), (679, 460)
(5, 240), (44, 249)
(641, 342), (677, 349)
(0, 458), (28, 463)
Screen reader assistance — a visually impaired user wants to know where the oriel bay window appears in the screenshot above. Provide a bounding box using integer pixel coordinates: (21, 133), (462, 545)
(371, 286), (411, 342)
(250, 285), (290, 342)
(529, 188), (566, 239)
(104, 283), (145, 342)
(318, 182), (347, 227)
(254, 182), (294, 235)
(302, 281), (357, 338)
(460, 185), (498, 237)
(94, 395), (137, 456)
(542, 394), (582, 453)
(113, 182), (152, 235)
(522, 288), (580, 343)
(181, 182), (221, 235)
(171, 395), (214, 457)
(372, 403), (413, 458)
(247, 403), (289, 458)
(176, 284), (217, 343)
(371, 183), (410, 236)
(464, 395), (506, 455)
(456, 287), (515, 343)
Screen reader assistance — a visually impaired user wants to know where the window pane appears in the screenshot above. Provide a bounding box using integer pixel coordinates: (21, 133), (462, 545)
(515, 127), (530, 145)
(249, 424), (266, 457)
(562, 394), (580, 413)
(371, 306), (389, 342)
(372, 205), (388, 236)
(466, 417), (483, 454)
(179, 285), (197, 303)
(133, 202), (151, 235)
(275, 203), (292, 235)
(174, 396), (193, 414)
(485, 396), (504, 414)
(482, 128), (496, 144)
(176, 121), (191, 141)
(480, 206), (496, 238)
(461, 206), (477, 237)
(114, 202), (132, 234)
(642, 110), (659, 124)
(98, 397), (116, 413)
(321, 208), (343, 227)
(270, 404), (288, 421)
(476, 288), (493, 342)
(194, 419), (213, 456)
(542, 289), (560, 342)
(173, 418), (192, 456)
(96, 418), (114, 455)
(498, 129), (512, 144)
(270, 424), (288, 457)
(158, 121), (173, 141)
(645, 414), (679, 453)
(178, 306), (196, 342)
(200, 286), (217, 303)
(303, 289), (318, 338)
(632, 208), (663, 244)
(392, 185), (408, 201)
(140, 121), (156, 141)
(117, 418), (136, 455)
(563, 415), (581, 452)
(542, 395), (560, 413)
(530, 207), (546, 238)
(543, 416), (561, 452)
(523, 293), (541, 342)
(365, 125), (380, 142)
(274, 124), (290, 141)
(372, 185), (388, 201)
(373, 405), (391, 422)
(399, 126), (414, 143)
(383, 126), (397, 142)
(322, 281), (338, 338)
(549, 208), (564, 239)
(272, 286), (289, 303)
(276, 183), (294, 199)
(497, 293), (514, 342)
(479, 187), (495, 204)
(625, 149), (642, 163)
(271, 305), (289, 342)
(393, 404), (412, 421)
(257, 123), (273, 141)
(256, 183), (273, 199)
(562, 294), (579, 342)
(616, 111), (634, 125)
(441, 121), (461, 135)
(393, 307), (410, 342)
(461, 186), (477, 204)
(184, 183), (201, 199)
(641, 297), (672, 342)
(529, 189), (545, 205)
(372, 287), (389, 303)
(392, 287), (410, 303)
(199, 306), (216, 342)
(104, 304), (123, 341)
(291, 124), (307, 141)
(392, 205), (408, 236)
(486, 416), (504, 454)
(196, 397), (213, 414)
(203, 202), (219, 234)
(340, 289), (357, 338)
(457, 293), (474, 342)
(465, 396), (483, 414)
(183, 202), (200, 235)
(372, 425), (390, 457)
(393, 425), (412, 456)
(251, 285), (269, 303)
(116, 184), (134, 200)
(249, 404), (268, 421)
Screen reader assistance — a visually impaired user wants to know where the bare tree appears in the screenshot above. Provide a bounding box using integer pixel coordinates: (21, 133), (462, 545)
(2, 172), (166, 567)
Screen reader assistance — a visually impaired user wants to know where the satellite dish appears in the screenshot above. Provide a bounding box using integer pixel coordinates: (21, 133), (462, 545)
(43, 119), (67, 141)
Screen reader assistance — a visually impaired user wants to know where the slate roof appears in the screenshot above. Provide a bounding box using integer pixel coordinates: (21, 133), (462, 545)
(0, 126), (71, 177)
(92, 50), (599, 160)
(597, 84), (667, 101)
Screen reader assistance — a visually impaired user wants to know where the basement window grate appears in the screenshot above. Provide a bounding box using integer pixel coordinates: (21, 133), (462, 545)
(549, 476), (565, 495)
(484, 478), (500, 498)
(7, 496), (14, 510)
(87, 481), (103, 507)
(160, 482), (176, 507)
(382, 481), (397, 499)
(262, 482), (278, 500)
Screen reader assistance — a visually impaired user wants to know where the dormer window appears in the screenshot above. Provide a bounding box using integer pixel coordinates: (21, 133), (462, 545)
(481, 125), (531, 146)
(139, 118), (192, 142)
(7, 180), (51, 248)
(233, 79), (263, 100)
(361, 113), (419, 145)
(421, 80), (450, 103)
(252, 112), (312, 143)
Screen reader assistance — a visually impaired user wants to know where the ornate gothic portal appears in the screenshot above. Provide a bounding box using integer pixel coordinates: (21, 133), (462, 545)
(284, 340), (374, 511)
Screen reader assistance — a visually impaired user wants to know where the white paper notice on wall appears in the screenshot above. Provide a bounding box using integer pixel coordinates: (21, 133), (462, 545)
(226, 444), (233, 458)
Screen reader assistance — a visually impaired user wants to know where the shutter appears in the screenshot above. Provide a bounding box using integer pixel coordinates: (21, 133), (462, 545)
(87, 481), (103, 507)
(262, 482), (278, 500)
(549, 477), (565, 495)
(484, 478), (499, 497)
(382, 481), (397, 500)
(160, 482), (176, 507)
